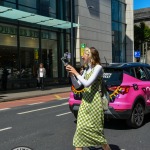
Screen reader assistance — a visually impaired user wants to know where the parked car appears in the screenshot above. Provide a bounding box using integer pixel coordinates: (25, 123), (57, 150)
(68, 62), (150, 128)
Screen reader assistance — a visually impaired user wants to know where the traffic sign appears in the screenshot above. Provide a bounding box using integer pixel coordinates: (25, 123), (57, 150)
(134, 51), (140, 58)
(80, 43), (86, 56)
(81, 43), (86, 48)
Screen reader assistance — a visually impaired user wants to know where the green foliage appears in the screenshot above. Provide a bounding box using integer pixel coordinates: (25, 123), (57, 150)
(134, 22), (150, 49)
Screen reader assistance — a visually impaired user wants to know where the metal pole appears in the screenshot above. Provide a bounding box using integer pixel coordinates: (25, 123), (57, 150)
(70, 0), (74, 66)
(142, 43), (144, 63)
(145, 42), (147, 63)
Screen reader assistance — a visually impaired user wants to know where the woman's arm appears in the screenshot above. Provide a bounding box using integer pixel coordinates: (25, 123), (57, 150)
(76, 65), (102, 87)
(70, 75), (82, 89)
(66, 65), (102, 88)
(70, 70), (86, 89)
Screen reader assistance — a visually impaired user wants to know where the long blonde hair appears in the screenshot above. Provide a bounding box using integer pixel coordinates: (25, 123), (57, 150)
(90, 47), (101, 65)
(84, 47), (101, 66)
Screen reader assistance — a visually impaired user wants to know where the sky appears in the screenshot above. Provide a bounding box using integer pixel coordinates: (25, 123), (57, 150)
(134, 0), (150, 10)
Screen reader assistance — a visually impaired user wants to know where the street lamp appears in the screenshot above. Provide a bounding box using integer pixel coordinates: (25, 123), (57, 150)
(70, 0), (74, 66)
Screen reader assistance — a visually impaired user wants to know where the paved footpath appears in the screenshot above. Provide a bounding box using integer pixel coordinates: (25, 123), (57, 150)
(0, 86), (71, 109)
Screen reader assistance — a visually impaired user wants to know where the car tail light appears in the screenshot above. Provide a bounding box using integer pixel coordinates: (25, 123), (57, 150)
(108, 86), (118, 92)
(120, 86), (130, 94)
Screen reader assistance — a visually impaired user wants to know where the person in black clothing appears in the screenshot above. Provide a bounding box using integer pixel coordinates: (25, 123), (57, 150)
(1, 67), (9, 91)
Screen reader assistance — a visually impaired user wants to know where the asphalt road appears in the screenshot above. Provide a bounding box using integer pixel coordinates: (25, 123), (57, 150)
(0, 98), (150, 150)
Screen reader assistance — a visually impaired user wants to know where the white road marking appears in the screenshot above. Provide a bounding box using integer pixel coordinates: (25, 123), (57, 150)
(28, 102), (44, 106)
(0, 108), (11, 111)
(17, 102), (68, 115)
(58, 97), (69, 100)
(0, 127), (12, 132)
(56, 112), (71, 116)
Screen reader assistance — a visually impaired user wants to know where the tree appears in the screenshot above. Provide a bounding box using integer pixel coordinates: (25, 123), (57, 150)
(134, 22), (150, 50)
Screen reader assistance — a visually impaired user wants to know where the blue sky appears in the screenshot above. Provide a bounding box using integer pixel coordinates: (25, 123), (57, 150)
(134, 0), (150, 10)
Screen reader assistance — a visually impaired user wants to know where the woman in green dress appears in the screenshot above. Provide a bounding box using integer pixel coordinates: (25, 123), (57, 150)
(66, 47), (111, 150)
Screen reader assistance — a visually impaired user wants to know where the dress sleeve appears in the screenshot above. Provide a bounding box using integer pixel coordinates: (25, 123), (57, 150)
(76, 65), (102, 87)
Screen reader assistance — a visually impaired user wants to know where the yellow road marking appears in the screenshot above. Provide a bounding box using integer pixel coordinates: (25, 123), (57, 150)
(54, 95), (61, 100)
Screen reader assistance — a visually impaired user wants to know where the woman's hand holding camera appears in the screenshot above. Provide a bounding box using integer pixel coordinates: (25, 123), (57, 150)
(66, 65), (79, 76)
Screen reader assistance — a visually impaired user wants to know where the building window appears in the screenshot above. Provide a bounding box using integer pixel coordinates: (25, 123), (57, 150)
(112, 0), (126, 63)
(18, 0), (37, 13)
(18, 0), (37, 8)
(0, 24), (17, 79)
(40, 0), (56, 18)
(41, 30), (58, 78)
(0, 0), (16, 8)
(20, 27), (39, 78)
(112, 0), (119, 21)
(65, 0), (70, 21)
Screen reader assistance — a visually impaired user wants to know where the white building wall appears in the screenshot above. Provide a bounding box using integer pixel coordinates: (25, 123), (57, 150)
(125, 0), (134, 62)
(74, 0), (134, 65)
(75, 0), (112, 65)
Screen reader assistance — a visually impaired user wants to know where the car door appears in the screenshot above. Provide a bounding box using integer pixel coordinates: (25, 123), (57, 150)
(144, 67), (150, 107)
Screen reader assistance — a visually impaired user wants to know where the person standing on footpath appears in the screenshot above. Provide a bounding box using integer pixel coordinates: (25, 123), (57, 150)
(37, 63), (46, 90)
(66, 47), (111, 150)
(1, 67), (9, 91)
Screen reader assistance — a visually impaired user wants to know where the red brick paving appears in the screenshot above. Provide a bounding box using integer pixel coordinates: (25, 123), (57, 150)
(0, 92), (70, 109)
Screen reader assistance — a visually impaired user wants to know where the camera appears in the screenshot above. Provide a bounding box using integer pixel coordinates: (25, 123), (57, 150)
(61, 52), (71, 66)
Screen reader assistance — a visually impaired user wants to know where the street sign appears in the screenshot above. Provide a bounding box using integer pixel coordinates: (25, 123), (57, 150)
(80, 43), (86, 56)
(81, 43), (86, 48)
(134, 51), (140, 58)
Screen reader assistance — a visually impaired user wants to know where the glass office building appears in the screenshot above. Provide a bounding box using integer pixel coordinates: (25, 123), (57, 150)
(0, 0), (77, 89)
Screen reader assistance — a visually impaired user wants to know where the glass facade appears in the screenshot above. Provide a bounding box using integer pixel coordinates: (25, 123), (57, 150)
(112, 0), (126, 62)
(0, 0), (72, 89)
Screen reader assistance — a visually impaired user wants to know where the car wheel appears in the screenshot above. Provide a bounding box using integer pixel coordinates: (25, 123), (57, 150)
(127, 102), (144, 128)
(73, 111), (78, 119)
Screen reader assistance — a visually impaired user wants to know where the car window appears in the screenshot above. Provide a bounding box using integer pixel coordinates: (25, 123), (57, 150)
(123, 68), (136, 77)
(145, 67), (150, 80)
(103, 68), (123, 85)
(134, 67), (147, 80)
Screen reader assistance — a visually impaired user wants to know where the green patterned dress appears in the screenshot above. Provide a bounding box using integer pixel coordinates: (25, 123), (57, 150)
(73, 69), (107, 147)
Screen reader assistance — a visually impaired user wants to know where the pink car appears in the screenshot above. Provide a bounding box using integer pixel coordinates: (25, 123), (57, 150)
(68, 63), (150, 128)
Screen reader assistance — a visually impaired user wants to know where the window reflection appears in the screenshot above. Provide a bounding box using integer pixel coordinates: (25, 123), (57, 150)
(0, 24), (17, 79)
(18, 0), (37, 8)
(41, 30), (58, 78)
(0, 46), (17, 79)
(40, 0), (56, 18)
(20, 27), (39, 79)
(0, 1), (16, 8)
(112, 0), (126, 63)
(112, 0), (119, 21)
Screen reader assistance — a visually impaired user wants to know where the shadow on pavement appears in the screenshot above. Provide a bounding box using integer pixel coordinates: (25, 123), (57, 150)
(88, 144), (121, 150)
(105, 113), (150, 130)
(143, 113), (150, 125)
(104, 119), (131, 130)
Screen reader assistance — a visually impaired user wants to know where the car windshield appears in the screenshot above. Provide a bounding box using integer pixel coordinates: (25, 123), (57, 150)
(103, 68), (123, 86)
